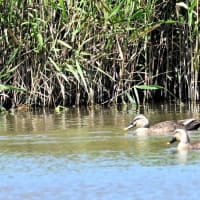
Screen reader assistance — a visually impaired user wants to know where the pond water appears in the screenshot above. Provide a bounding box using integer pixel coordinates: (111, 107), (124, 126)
(0, 104), (200, 200)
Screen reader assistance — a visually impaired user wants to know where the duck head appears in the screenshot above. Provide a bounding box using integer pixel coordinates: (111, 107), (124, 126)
(168, 129), (190, 144)
(124, 114), (149, 131)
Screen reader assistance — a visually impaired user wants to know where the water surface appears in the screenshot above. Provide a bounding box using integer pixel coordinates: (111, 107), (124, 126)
(0, 104), (200, 200)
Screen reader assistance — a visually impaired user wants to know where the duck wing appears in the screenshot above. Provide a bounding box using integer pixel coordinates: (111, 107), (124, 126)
(150, 121), (180, 134)
(177, 118), (200, 130)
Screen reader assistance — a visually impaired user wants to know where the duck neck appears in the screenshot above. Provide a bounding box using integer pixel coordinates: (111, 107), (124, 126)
(177, 142), (190, 151)
(181, 134), (190, 144)
(135, 128), (149, 136)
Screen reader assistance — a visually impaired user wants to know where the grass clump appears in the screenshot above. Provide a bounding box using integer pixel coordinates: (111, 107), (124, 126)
(0, 0), (199, 108)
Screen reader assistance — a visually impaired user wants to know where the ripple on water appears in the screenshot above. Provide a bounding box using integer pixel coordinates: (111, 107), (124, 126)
(1, 108), (200, 200)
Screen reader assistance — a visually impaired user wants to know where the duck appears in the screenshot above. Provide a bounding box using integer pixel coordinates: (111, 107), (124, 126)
(168, 129), (200, 151)
(124, 114), (200, 136)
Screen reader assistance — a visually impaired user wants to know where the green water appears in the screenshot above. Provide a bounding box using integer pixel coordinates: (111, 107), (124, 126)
(0, 104), (200, 200)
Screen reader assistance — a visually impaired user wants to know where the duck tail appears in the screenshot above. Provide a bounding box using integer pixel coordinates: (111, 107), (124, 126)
(184, 119), (200, 130)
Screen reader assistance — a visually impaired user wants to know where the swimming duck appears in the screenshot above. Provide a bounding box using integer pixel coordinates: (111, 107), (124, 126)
(124, 114), (200, 136)
(168, 129), (200, 151)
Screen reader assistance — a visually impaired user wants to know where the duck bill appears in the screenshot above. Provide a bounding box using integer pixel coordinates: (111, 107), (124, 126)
(168, 137), (177, 144)
(124, 123), (134, 131)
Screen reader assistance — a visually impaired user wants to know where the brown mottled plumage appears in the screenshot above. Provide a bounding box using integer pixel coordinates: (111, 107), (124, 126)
(124, 114), (200, 136)
(168, 129), (200, 151)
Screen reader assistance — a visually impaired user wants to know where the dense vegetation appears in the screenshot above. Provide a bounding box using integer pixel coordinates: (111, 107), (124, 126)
(0, 0), (199, 108)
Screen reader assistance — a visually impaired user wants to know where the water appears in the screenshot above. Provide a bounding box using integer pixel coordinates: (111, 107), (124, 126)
(0, 104), (200, 200)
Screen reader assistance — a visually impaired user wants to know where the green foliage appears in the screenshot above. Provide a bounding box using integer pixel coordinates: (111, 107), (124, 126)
(0, 105), (6, 113)
(0, 84), (26, 93)
(0, 0), (199, 107)
(55, 105), (69, 113)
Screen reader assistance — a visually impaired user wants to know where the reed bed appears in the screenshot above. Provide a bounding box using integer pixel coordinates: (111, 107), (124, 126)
(0, 0), (199, 108)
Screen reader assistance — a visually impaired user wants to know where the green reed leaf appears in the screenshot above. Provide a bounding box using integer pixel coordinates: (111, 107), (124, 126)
(37, 33), (44, 48)
(57, 39), (72, 49)
(0, 84), (26, 93)
(48, 57), (61, 72)
(135, 85), (164, 90)
(0, 61), (23, 78)
(64, 64), (80, 82)
(5, 48), (19, 66)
